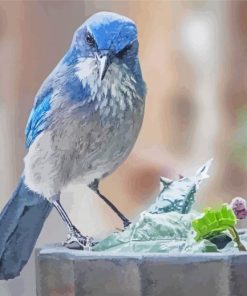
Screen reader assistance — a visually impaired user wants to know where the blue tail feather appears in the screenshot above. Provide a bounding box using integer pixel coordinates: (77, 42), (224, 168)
(0, 177), (52, 280)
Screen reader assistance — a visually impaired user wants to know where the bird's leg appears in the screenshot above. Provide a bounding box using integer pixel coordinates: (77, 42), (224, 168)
(89, 179), (131, 228)
(52, 198), (94, 250)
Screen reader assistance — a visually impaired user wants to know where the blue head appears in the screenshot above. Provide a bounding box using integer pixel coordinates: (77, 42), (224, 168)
(66, 12), (139, 80)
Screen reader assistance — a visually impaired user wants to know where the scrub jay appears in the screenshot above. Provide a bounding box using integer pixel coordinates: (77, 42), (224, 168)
(0, 11), (146, 279)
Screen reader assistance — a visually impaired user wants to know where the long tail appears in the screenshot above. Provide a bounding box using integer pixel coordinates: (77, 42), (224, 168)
(0, 177), (52, 280)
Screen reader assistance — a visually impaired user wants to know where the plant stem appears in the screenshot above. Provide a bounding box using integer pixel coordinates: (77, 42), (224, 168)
(229, 227), (247, 251)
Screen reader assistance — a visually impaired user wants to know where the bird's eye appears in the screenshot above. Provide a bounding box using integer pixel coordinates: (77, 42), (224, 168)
(124, 44), (132, 51)
(116, 44), (132, 58)
(85, 32), (96, 47)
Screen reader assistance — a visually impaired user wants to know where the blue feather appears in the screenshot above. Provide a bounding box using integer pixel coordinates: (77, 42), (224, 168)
(0, 177), (52, 279)
(25, 88), (53, 148)
(84, 12), (137, 53)
(61, 70), (90, 102)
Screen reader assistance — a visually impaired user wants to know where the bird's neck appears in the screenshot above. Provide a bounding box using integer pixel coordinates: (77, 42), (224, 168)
(74, 58), (144, 119)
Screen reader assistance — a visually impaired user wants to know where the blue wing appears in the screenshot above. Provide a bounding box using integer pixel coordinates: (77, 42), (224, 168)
(25, 71), (89, 148)
(25, 50), (92, 149)
(25, 87), (53, 148)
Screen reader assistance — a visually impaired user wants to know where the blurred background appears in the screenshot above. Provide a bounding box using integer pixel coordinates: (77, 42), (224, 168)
(1, 0), (247, 295)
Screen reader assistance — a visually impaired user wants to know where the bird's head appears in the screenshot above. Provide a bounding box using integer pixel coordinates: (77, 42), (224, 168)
(69, 11), (139, 80)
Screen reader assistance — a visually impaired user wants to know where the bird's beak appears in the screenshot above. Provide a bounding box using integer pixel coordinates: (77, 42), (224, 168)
(97, 52), (111, 80)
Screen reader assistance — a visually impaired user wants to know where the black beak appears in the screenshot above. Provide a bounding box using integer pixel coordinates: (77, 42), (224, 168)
(97, 52), (112, 80)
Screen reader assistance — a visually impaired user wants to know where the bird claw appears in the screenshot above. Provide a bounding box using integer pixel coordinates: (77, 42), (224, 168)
(63, 226), (95, 250)
(123, 219), (131, 228)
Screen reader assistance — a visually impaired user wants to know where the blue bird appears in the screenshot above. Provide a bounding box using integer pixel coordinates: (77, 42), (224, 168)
(0, 11), (146, 280)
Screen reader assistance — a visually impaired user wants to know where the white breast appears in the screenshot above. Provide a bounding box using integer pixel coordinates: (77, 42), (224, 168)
(75, 57), (143, 116)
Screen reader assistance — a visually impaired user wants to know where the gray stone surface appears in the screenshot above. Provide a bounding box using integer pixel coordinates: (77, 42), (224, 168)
(36, 245), (247, 296)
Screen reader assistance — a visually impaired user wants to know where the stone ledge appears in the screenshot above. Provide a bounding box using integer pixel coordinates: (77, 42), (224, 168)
(36, 245), (247, 296)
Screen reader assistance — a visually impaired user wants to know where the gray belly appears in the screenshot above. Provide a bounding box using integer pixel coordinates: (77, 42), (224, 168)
(24, 103), (144, 199)
(69, 107), (144, 184)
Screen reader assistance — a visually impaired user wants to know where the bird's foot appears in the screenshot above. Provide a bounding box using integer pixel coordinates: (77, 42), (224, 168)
(123, 218), (131, 228)
(63, 225), (95, 250)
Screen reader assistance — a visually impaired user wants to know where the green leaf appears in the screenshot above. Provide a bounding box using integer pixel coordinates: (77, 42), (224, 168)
(93, 211), (220, 253)
(192, 205), (236, 241)
(93, 212), (198, 252)
(148, 159), (212, 214)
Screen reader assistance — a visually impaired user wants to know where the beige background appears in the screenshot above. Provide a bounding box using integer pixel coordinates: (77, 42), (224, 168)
(1, 1), (247, 295)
